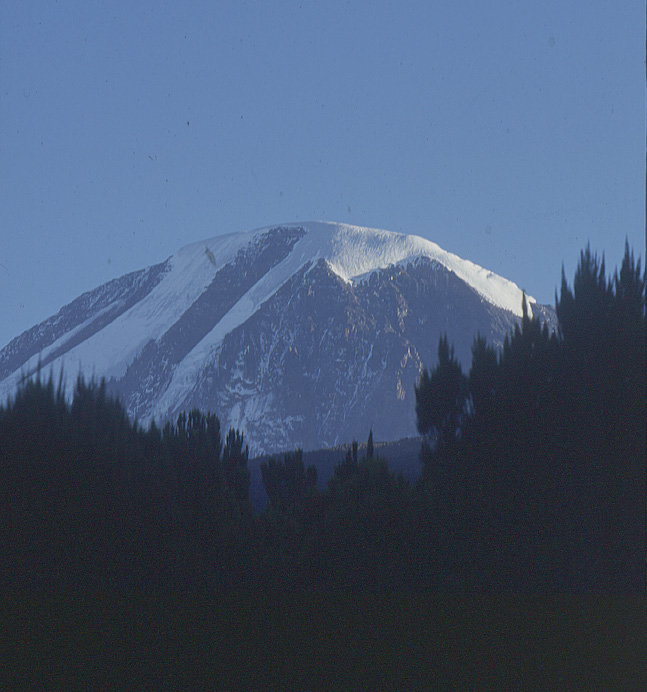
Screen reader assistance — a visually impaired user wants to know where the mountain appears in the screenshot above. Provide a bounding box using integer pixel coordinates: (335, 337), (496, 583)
(0, 222), (556, 455)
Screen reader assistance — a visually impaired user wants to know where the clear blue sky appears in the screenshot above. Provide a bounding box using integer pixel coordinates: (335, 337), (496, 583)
(1, 1), (644, 350)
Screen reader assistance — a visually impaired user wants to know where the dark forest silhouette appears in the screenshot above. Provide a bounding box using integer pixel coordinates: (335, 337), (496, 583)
(1, 242), (644, 592)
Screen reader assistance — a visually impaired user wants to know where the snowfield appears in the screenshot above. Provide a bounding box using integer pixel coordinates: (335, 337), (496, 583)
(292, 222), (534, 316)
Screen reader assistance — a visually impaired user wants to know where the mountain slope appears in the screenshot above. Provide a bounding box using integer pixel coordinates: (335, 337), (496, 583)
(0, 222), (555, 454)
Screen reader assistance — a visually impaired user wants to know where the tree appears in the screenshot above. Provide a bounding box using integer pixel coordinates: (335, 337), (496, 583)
(320, 445), (411, 590)
(556, 244), (614, 352)
(333, 443), (359, 484)
(610, 240), (645, 415)
(415, 334), (467, 451)
(467, 333), (498, 420)
(222, 428), (250, 503)
(260, 449), (317, 512)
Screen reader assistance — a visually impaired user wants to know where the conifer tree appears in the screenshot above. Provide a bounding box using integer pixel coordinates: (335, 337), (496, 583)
(222, 428), (250, 503)
(467, 333), (498, 420)
(260, 449), (317, 512)
(415, 333), (467, 451)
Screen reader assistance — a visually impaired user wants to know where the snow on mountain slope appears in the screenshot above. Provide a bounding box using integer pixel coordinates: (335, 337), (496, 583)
(147, 222), (532, 426)
(287, 222), (532, 315)
(251, 221), (534, 316)
(0, 229), (255, 400)
(0, 222), (550, 453)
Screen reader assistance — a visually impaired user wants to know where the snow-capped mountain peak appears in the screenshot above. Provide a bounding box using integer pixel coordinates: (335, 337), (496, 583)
(0, 222), (552, 455)
(288, 222), (533, 316)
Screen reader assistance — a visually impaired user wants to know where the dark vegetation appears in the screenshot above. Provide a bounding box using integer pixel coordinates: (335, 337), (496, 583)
(249, 435), (421, 513)
(1, 243), (644, 593)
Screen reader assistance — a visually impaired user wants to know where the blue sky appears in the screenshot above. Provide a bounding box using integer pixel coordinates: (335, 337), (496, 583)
(1, 1), (644, 350)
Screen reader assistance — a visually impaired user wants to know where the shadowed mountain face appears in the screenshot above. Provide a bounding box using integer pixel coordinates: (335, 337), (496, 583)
(0, 223), (555, 455)
(181, 258), (523, 453)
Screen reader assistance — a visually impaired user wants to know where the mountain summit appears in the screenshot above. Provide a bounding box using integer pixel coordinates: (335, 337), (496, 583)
(0, 222), (554, 454)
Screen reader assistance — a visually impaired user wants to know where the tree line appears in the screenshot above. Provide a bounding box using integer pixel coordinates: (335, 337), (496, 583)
(414, 242), (645, 591)
(0, 242), (644, 592)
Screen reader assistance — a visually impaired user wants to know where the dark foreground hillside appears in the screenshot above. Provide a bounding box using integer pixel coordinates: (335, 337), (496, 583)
(3, 593), (644, 689)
